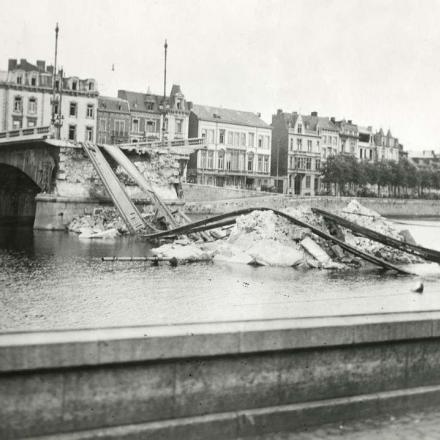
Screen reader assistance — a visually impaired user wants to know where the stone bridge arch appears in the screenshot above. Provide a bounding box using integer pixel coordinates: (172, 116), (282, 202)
(0, 146), (56, 192)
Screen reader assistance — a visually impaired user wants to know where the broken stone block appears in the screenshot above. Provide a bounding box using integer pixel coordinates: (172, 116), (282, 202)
(300, 236), (333, 265)
(398, 229), (417, 245)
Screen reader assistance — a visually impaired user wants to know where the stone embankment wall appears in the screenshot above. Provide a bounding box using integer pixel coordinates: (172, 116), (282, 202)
(2, 312), (440, 439)
(185, 194), (440, 218)
(182, 183), (275, 202)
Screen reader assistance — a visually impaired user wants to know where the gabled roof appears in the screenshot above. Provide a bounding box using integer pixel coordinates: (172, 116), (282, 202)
(98, 95), (130, 113)
(118, 85), (188, 113)
(302, 115), (338, 132)
(191, 104), (270, 129)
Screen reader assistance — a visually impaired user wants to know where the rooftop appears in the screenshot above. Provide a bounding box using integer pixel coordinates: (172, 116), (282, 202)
(191, 104), (270, 129)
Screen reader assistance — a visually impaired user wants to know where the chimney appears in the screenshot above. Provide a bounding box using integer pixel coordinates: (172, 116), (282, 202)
(348, 120), (352, 124)
(187, 101), (193, 111)
(20, 58), (26, 66)
(36, 60), (46, 71)
(256, 112), (261, 118)
(277, 109), (283, 115)
(46, 65), (54, 74)
(311, 111), (318, 116)
(330, 117), (335, 123)
(8, 59), (17, 71)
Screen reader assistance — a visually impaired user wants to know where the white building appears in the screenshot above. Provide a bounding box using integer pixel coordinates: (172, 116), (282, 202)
(188, 104), (272, 190)
(0, 58), (98, 142)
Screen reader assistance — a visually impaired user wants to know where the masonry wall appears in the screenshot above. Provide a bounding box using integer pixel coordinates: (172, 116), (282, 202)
(2, 314), (440, 439)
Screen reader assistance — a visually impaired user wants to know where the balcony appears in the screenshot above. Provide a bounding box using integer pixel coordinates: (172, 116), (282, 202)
(0, 125), (52, 144)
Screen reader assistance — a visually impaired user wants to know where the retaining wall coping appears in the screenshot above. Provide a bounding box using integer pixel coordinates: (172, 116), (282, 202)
(2, 311), (440, 373)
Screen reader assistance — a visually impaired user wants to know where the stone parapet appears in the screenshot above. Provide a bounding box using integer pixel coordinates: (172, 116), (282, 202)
(2, 312), (440, 438)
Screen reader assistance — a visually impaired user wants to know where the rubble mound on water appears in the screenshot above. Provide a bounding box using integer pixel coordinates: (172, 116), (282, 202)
(154, 199), (423, 269)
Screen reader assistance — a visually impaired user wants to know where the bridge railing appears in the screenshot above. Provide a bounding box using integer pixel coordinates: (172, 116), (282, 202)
(0, 126), (52, 142)
(119, 137), (206, 150)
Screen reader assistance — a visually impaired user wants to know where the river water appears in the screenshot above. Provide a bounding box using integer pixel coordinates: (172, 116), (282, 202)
(1, 217), (440, 333)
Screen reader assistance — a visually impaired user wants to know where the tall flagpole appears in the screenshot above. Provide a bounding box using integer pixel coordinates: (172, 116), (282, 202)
(51, 23), (59, 131)
(161, 39), (168, 142)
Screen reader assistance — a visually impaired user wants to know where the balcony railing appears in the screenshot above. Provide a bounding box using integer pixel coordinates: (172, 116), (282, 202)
(118, 137), (206, 150)
(198, 168), (270, 177)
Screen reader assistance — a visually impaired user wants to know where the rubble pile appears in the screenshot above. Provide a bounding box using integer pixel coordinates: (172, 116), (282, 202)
(152, 200), (423, 269)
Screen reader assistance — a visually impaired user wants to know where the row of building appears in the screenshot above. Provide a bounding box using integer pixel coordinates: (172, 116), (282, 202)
(0, 58), (407, 195)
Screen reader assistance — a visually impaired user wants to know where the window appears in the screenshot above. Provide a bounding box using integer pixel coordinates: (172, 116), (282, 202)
(208, 151), (214, 169)
(323, 135), (327, 144)
(53, 103), (59, 115)
(88, 82), (94, 91)
(28, 97), (37, 114)
(306, 158), (312, 170)
(297, 138), (302, 150)
(247, 156), (253, 171)
(263, 156), (269, 173)
(218, 152), (224, 169)
(219, 129), (225, 144)
(69, 102), (77, 117)
(68, 125), (76, 141)
(307, 140), (312, 152)
(315, 159), (321, 171)
(12, 117), (22, 129)
(305, 176), (311, 189)
(248, 133), (254, 147)
(99, 118), (106, 131)
(16, 76), (22, 85)
(176, 101), (181, 110)
(27, 119), (36, 128)
(297, 124), (302, 134)
(147, 102), (154, 110)
(228, 131), (233, 145)
(290, 138), (294, 151)
(226, 153), (231, 171)
(86, 126), (93, 141)
(132, 119), (139, 133)
(200, 151), (207, 168)
(176, 119), (183, 134)
(13, 96), (22, 112)
(146, 120), (155, 133)
(72, 81), (78, 91)
(240, 133), (246, 146)
(86, 104), (94, 118)
(31, 76), (37, 86)
(114, 120), (125, 135)
(258, 155), (263, 172)
(258, 136), (263, 148)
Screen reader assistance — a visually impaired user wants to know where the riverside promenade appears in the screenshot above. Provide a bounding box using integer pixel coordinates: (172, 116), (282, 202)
(3, 311), (440, 439)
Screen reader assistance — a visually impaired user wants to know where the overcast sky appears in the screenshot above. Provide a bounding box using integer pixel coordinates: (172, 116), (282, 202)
(1, 0), (439, 151)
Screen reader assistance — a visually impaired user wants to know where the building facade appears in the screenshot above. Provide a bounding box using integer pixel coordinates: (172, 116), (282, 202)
(188, 105), (272, 190)
(374, 129), (400, 162)
(358, 126), (376, 162)
(336, 119), (359, 158)
(271, 110), (321, 196)
(97, 96), (130, 144)
(0, 58), (98, 142)
(117, 85), (189, 143)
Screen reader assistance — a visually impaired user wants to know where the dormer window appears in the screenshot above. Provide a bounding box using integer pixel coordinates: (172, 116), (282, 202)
(72, 81), (78, 91)
(16, 76), (22, 85)
(297, 124), (302, 134)
(177, 101), (181, 110)
(31, 76), (37, 86)
(88, 82), (94, 91)
(146, 102), (154, 110)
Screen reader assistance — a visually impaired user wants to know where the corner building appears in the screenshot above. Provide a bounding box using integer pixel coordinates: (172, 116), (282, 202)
(188, 105), (272, 190)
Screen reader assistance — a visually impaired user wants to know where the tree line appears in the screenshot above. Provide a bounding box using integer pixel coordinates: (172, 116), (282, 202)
(321, 154), (440, 198)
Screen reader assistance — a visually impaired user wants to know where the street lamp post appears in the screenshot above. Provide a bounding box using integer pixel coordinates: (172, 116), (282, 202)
(161, 39), (168, 144)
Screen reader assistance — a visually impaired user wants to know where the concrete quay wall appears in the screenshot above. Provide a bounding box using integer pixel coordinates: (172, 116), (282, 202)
(184, 195), (440, 217)
(3, 312), (440, 439)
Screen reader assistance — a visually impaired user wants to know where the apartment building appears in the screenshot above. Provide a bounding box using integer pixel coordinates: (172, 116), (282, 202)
(0, 58), (98, 142)
(97, 96), (130, 144)
(188, 104), (271, 190)
(118, 85), (189, 143)
(271, 110), (321, 196)
(374, 129), (400, 162)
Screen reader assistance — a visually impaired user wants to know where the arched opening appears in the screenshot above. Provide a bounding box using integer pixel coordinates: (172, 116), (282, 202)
(0, 164), (41, 225)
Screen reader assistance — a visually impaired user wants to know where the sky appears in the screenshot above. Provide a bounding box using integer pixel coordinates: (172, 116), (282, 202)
(1, 0), (439, 151)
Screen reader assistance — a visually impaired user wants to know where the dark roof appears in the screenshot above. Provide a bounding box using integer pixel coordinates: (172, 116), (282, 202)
(118, 85), (188, 113)
(13, 59), (44, 73)
(191, 104), (270, 128)
(98, 96), (130, 113)
(302, 115), (338, 132)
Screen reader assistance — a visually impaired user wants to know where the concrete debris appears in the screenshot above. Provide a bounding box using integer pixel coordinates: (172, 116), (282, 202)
(300, 237), (332, 265)
(151, 243), (213, 263)
(68, 208), (129, 236)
